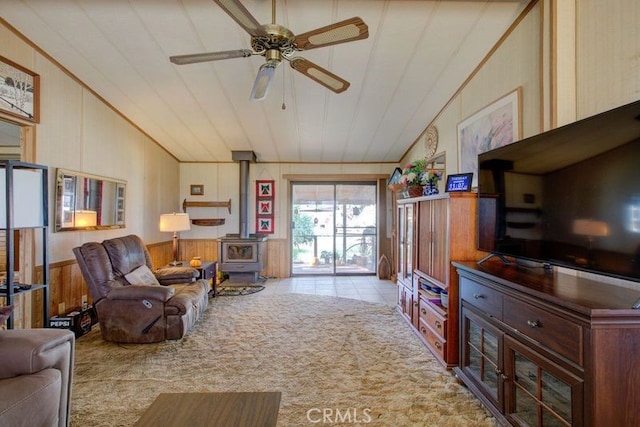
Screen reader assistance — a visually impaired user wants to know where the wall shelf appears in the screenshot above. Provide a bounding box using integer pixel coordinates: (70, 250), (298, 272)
(191, 218), (225, 227)
(182, 198), (231, 214)
(182, 198), (231, 226)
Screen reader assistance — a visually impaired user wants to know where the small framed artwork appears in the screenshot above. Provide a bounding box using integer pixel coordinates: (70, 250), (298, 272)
(0, 55), (40, 122)
(256, 180), (274, 198)
(258, 199), (273, 215)
(190, 184), (204, 196)
(445, 173), (473, 192)
(387, 167), (402, 185)
(256, 217), (274, 234)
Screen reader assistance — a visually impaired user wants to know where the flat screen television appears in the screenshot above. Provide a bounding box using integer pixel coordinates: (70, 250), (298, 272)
(477, 98), (640, 282)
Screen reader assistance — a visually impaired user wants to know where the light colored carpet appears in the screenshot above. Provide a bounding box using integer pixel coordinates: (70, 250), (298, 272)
(70, 293), (497, 426)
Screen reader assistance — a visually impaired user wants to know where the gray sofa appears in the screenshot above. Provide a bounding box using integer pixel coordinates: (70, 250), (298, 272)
(73, 234), (209, 343)
(0, 328), (75, 427)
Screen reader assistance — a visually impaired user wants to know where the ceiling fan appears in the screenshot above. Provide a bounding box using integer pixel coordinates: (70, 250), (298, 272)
(169, 0), (369, 101)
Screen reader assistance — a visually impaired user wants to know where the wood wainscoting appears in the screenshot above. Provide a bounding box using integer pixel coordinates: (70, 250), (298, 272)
(28, 238), (289, 327)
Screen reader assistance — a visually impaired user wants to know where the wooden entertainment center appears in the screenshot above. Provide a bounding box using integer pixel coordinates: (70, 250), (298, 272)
(396, 193), (484, 367)
(396, 192), (640, 425)
(452, 261), (640, 426)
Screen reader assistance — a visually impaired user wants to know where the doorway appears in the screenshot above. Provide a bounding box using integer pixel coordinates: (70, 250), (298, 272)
(291, 182), (377, 275)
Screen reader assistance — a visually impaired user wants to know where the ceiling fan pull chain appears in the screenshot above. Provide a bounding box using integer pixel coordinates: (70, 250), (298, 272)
(282, 65), (287, 110)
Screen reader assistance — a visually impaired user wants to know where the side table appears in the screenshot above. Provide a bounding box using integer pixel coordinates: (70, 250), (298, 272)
(162, 261), (218, 297)
(195, 261), (218, 297)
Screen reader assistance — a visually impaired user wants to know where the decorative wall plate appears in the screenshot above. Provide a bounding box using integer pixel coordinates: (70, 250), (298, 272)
(423, 125), (438, 158)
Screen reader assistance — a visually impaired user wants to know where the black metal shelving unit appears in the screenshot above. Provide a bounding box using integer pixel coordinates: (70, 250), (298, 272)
(0, 160), (49, 329)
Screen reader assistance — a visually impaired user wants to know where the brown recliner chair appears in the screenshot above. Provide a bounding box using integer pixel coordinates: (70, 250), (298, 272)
(0, 328), (75, 427)
(73, 234), (209, 343)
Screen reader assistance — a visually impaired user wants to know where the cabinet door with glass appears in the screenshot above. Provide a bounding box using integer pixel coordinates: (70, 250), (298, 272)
(503, 336), (583, 427)
(397, 282), (413, 324)
(460, 306), (504, 411)
(396, 203), (414, 286)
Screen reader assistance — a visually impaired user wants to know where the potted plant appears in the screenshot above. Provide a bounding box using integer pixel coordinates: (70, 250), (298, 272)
(320, 250), (334, 265)
(400, 159), (428, 197)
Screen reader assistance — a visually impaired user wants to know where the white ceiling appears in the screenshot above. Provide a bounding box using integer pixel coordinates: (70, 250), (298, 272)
(1, 0), (529, 163)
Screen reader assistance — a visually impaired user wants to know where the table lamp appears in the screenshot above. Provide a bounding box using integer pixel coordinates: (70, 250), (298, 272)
(159, 212), (191, 265)
(74, 210), (97, 227)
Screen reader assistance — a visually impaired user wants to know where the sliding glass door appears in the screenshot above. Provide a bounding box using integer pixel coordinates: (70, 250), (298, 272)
(291, 182), (377, 275)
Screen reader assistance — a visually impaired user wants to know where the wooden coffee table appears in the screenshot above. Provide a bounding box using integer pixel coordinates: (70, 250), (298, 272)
(134, 392), (281, 427)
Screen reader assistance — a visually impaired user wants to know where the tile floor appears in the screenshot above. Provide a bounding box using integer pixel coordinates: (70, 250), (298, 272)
(260, 275), (398, 306)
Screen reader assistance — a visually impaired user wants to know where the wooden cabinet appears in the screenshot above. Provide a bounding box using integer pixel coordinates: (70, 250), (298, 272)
(454, 261), (640, 426)
(397, 193), (483, 367)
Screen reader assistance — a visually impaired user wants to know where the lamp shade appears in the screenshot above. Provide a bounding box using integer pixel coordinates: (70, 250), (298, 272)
(75, 210), (97, 227)
(0, 168), (45, 228)
(572, 219), (609, 237)
(159, 212), (191, 232)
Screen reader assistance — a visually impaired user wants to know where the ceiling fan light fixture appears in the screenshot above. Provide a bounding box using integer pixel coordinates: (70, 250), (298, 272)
(250, 62), (278, 101)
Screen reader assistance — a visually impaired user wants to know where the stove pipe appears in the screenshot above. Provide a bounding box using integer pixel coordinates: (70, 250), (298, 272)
(231, 151), (256, 239)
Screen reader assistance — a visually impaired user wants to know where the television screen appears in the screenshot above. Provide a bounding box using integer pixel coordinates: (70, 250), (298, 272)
(477, 99), (640, 282)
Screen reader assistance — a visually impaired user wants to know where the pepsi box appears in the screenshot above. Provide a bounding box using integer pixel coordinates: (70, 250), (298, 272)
(50, 305), (97, 338)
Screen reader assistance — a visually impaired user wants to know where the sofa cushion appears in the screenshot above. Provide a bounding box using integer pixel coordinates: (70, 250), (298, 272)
(103, 235), (151, 277)
(164, 282), (207, 316)
(125, 265), (160, 286)
(0, 369), (61, 427)
(73, 242), (122, 300)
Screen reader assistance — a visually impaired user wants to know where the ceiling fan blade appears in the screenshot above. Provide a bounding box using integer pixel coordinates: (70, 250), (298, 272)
(170, 49), (253, 65)
(294, 17), (368, 51)
(213, 0), (269, 38)
(289, 58), (350, 94)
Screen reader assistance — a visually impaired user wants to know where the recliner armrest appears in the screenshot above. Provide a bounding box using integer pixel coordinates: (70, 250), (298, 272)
(0, 328), (75, 427)
(107, 284), (176, 302)
(0, 328), (75, 379)
(154, 266), (199, 285)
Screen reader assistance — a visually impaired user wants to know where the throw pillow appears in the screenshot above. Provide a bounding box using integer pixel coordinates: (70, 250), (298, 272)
(0, 305), (14, 327)
(124, 265), (160, 286)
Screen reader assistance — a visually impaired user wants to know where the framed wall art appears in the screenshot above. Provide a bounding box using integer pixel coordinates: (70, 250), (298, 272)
(457, 87), (521, 187)
(0, 55), (40, 122)
(257, 199), (273, 215)
(257, 180), (274, 197)
(256, 217), (274, 234)
(190, 184), (204, 195)
(256, 180), (275, 234)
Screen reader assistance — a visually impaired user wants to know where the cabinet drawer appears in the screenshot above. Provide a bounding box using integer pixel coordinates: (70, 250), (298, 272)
(418, 318), (446, 361)
(419, 297), (447, 340)
(460, 277), (503, 320)
(504, 296), (583, 366)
